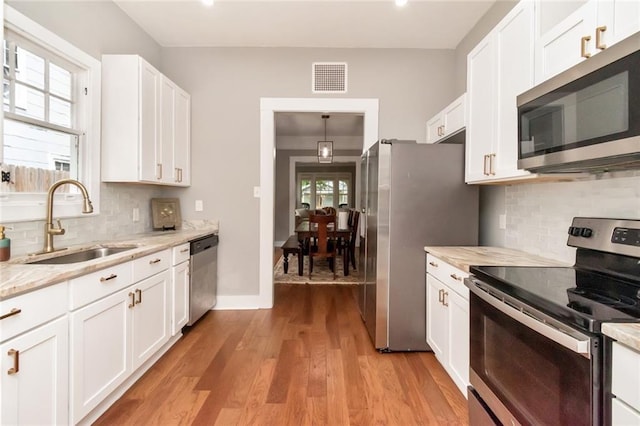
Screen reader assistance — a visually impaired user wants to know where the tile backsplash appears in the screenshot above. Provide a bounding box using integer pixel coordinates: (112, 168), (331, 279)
(505, 171), (640, 264)
(6, 184), (165, 257)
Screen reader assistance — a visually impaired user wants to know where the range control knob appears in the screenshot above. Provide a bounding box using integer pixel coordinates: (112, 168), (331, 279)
(580, 228), (593, 238)
(570, 227), (582, 236)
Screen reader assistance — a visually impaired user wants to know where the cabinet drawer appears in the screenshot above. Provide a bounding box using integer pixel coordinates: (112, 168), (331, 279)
(69, 262), (133, 310)
(612, 342), (640, 410)
(133, 249), (170, 282)
(172, 243), (190, 265)
(426, 254), (469, 299)
(0, 282), (67, 342)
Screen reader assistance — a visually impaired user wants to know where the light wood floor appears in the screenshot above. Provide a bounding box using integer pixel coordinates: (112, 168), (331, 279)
(95, 284), (468, 425)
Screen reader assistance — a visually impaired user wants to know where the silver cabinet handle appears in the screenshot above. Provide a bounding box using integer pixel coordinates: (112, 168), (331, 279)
(0, 308), (21, 320)
(180, 248), (189, 253)
(128, 292), (136, 309)
(428, 261), (438, 268)
(442, 291), (449, 307)
(135, 289), (142, 305)
(149, 258), (162, 265)
(450, 273), (463, 281)
(489, 153), (496, 176)
(438, 288), (444, 304)
(157, 163), (163, 180)
(100, 274), (118, 282)
(175, 168), (180, 183)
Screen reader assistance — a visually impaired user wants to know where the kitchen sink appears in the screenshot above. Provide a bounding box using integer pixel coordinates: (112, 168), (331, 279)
(27, 246), (138, 265)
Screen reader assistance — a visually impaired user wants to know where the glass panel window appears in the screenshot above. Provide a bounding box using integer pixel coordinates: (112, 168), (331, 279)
(2, 32), (80, 194)
(297, 172), (352, 210)
(3, 118), (78, 191)
(315, 179), (334, 208)
(49, 62), (71, 99)
(15, 82), (45, 120)
(15, 46), (45, 89)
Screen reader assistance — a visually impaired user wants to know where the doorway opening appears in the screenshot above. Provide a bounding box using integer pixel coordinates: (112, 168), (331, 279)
(259, 98), (379, 308)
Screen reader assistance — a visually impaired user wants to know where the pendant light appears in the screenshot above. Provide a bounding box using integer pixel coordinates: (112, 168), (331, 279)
(317, 114), (333, 164)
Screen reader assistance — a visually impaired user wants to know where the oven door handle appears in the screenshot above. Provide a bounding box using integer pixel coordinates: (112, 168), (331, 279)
(469, 282), (592, 359)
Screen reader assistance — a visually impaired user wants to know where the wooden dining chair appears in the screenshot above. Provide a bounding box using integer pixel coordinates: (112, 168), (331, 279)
(308, 213), (337, 279)
(347, 210), (360, 270)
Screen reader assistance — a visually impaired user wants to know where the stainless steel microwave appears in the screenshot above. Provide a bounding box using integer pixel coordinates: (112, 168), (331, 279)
(517, 31), (640, 173)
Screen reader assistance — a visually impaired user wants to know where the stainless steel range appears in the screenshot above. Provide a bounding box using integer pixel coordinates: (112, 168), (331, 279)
(465, 217), (640, 426)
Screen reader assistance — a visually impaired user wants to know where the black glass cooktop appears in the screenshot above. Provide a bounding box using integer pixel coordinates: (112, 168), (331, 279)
(469, 265), (640, 333)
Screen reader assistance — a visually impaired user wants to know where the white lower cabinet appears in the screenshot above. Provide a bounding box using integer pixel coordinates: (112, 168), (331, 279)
(171, 243), (190, 336)
(611, 341), (640, 424)
(426, 254), (470, 397)
(1, 316), (69, 425)
(171, 260), (190, 335)
(70, 288), (131, 423)
(70, 249), (172, 424)
(131, 271), (170, 370)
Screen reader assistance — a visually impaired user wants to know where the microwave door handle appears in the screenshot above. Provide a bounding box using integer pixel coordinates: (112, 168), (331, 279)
(469, 284), (592, 358)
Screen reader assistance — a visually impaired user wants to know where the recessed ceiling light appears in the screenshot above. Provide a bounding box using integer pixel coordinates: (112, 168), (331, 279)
(395, 0), (408, 6)
(201, 0), (214, 6)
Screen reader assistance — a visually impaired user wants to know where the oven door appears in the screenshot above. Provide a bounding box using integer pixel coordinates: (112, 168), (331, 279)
(467, 279), (604, 426)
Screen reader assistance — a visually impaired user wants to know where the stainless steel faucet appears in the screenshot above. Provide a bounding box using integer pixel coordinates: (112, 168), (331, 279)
(43, 179), (94, 253)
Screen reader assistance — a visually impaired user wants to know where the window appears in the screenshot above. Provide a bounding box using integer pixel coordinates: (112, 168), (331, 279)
(0, 6), (101, 222)
(297, 172), (351, 210)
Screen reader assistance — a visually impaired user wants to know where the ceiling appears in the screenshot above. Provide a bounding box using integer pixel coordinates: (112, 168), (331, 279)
(114, 0), (496, 49)
(113, 0), (495, 150)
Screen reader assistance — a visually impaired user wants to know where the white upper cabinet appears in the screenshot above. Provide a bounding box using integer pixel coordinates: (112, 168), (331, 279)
(535, 0), (640, 84)
(466, 0), (536, 183)
(425, 93), (466, 144)
(102, 55), (191, 186)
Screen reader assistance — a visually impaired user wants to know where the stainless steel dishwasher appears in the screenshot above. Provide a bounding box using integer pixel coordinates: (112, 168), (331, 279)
(188, 234), (218, 325)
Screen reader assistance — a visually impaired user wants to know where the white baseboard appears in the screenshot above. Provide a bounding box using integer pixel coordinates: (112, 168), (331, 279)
(274, 240), (285, 247)
(213, 294), (263, 310)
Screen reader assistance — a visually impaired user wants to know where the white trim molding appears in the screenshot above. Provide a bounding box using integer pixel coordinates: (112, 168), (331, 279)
(259, 97), (378, 309)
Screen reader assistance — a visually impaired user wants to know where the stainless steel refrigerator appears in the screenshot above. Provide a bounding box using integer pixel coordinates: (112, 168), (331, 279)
(358, 140), (478, 351)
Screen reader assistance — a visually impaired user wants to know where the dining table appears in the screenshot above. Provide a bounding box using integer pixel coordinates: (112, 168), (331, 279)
(294, 221), (352, 277)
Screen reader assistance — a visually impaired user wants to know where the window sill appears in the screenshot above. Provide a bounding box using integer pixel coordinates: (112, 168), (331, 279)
(0, 193), (100, 222)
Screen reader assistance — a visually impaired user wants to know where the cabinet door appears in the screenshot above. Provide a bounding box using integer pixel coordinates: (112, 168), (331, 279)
(494, 0), (535, 180)
(535, 0), (597, 83)
(465, 34), (495, 183)
(1, 317), (69, 426)
(71, 288), (131, 423)
(599, 0), (640, 47)
(174, 87), (191, 186)
(131, 270), (170, 370)
(139, 59), (161, 182)
(172, 261), (190, 336)
(160, 76), (176, 185)
(442, 93), (465, 138)
(446, 289), (470, 398)
(425, 113), (443, 144)
(426, 274), (447, 362)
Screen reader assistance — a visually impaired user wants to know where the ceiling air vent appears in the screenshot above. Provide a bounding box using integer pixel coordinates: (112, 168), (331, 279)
(312, 62), (347, 93)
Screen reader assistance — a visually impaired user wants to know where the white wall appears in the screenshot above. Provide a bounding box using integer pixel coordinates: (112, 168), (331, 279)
(160, 47), (457, 297)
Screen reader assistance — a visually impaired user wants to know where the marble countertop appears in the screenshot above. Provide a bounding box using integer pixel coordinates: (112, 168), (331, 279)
(0, 220), (219, 300)
(424, 246), (570, 272)
(602, 323), (640, 352)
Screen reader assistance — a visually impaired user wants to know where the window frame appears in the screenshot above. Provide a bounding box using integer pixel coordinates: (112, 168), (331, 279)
(0, 5), (101, 222)
(297, 172), (352, 211)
